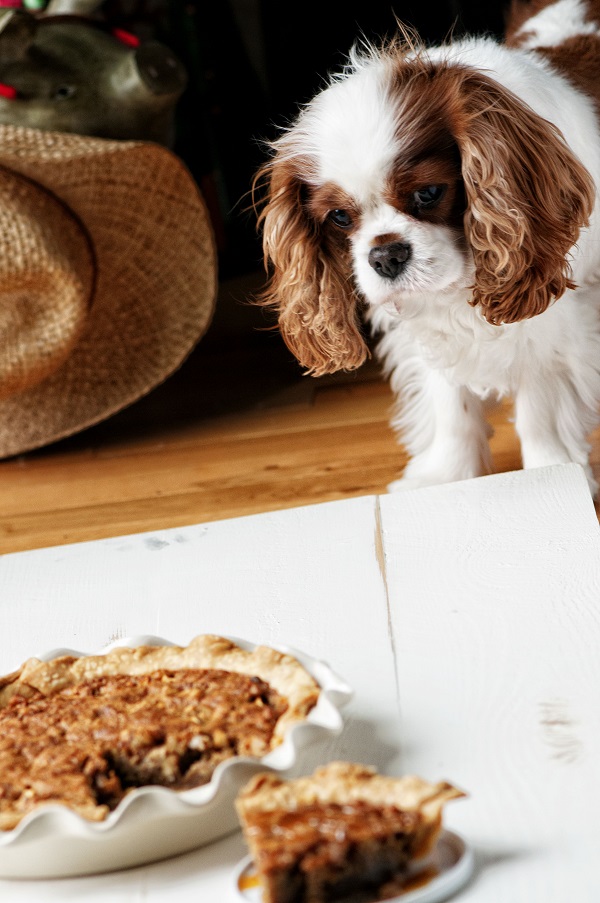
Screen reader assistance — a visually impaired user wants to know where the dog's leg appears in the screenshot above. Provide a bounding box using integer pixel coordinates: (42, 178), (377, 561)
(515, 374), (599, 496)
(387, 361), (493, 492)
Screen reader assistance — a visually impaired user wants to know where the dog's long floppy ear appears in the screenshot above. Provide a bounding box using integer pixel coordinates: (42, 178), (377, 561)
(455, 72), (595, 325)
(254, 155), (368, 376)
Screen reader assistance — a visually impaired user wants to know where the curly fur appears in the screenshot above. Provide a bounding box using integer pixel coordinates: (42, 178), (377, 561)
(456, 71), (594, 323)
(255, 158), (368, 376)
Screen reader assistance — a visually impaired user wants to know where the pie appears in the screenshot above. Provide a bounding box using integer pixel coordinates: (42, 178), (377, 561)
(0, 635), (320, 830)
(235, 761), (464, 903)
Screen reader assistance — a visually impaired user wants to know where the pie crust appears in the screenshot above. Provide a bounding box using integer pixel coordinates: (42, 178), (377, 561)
(236, 761), (465, 903)
(0, 635), (320, 831)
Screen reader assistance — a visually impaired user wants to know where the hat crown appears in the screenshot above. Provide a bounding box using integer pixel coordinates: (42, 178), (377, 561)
(0, 166), (94, 399)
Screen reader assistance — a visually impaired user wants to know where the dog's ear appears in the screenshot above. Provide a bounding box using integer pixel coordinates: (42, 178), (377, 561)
(254, 156), (368, 376)
(456, 72), (594, 325)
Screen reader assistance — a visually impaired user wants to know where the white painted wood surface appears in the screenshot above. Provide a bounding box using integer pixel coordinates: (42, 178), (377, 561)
(0, 463), (599, 901)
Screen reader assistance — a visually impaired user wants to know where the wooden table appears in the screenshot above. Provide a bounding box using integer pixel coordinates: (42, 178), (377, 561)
(1, 463), (599, 901)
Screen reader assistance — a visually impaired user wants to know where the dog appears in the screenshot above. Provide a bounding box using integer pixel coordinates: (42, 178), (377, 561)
(254, 0), (600, 495)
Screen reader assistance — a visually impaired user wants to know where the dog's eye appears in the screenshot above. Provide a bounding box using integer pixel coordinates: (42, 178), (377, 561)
(328, 209), (353, 229)
(413, 185), (445, 209)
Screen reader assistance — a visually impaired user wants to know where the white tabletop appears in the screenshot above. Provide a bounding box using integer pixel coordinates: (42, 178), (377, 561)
(1, 462), (599, 901)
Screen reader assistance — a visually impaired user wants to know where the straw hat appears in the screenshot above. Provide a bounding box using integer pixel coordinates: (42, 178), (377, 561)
(0, 122), (217, 458)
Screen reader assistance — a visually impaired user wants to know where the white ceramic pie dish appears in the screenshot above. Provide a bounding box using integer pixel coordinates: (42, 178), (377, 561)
(0, 634), (353, 880)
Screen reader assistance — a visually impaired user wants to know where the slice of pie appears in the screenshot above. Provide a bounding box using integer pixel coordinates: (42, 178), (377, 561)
(0, 635), (320, 830)
(235, 761), (464, 903)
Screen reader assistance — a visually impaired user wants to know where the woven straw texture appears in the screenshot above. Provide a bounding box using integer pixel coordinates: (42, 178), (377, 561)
(0, 125), (217, 457)
(0, 165), (94, 399)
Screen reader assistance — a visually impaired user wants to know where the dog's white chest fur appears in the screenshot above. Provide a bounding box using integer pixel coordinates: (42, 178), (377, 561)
(369, 295), (521, 399)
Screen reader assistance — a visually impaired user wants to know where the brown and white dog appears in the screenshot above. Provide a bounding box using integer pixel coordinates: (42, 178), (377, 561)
(255, 0), (600, 494)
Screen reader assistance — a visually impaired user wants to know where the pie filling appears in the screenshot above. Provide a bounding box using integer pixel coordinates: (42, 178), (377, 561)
(0, 667), (288, 828)
(236, 763), (464, 903)
(245, 801), (421, 903)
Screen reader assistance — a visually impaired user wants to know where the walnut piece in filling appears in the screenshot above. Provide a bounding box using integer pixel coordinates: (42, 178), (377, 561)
(236, 762), (465, 903)
(0, 636), (320, 831)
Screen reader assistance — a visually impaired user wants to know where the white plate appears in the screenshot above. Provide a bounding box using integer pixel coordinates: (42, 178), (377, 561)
(0, 634), (352, 880)
(234, 830), (474, 903)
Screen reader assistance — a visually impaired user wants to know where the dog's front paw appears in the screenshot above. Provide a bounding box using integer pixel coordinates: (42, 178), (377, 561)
(387, 475), (441, 493)
(582, 464), (599, 498)
(387, 458), (487, 493)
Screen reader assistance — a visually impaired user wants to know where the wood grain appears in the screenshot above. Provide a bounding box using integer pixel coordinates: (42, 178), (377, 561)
(0, 273), (598, 553)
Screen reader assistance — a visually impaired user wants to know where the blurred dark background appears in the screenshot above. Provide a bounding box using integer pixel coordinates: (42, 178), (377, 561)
(108, 1), (507, 281)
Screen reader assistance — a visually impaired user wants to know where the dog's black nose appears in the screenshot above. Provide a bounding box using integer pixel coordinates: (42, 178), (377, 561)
(368, 242), (411, 279)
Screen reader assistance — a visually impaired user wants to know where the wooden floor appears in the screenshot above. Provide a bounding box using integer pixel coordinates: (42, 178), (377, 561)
(1, 274), (598, 554)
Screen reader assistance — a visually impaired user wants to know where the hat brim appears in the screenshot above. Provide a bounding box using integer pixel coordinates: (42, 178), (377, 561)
(0, 125), (217, 458)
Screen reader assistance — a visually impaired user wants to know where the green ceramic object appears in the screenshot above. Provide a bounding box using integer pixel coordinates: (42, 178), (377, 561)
(0, 1), (187, 144)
